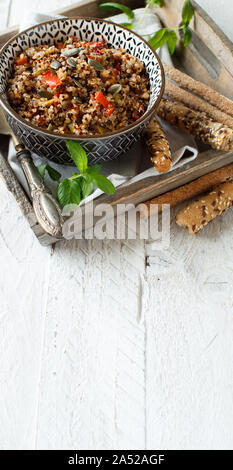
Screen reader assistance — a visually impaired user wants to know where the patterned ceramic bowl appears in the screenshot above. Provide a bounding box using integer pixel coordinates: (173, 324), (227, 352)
(0, 17), (164, 165)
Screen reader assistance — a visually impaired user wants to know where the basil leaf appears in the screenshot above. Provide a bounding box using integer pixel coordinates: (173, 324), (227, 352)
(182, 0), (194, 27)
(183, 26), (192, 46)
(57, 178), (81, 207)
(91, 172), (115, 194)
(65, 140), (88, 173)
(120, 22), (133, 29)
(167, 30), (178, 55)
(148, 29), (169, 50)
(99, 3), (134, 20)
(37, 163), (61, 181)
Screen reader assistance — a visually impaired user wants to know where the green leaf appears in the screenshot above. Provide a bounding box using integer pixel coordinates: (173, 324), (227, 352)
(81, 177), (94, 198)
(46, 165), (61, 181)
(86, 164), (102, 175)
(57, 178), (81, 207)
(183, 26), (192, 46)
(37, 164), (47, 180)
(148, 0), (164, 7)
(120, 22), (133, 29)
(91, 172), (115, 194)
(65, 140), (88, 174)
(182, 0), (194, 27)
(148, 28), (169, 50)
(99, 3), (134, 20)
(167, 30), (178, 55)
(37, 163), (61, 181)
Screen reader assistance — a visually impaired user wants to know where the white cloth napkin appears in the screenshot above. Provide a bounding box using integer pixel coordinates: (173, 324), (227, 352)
(7, 8), (198, 200)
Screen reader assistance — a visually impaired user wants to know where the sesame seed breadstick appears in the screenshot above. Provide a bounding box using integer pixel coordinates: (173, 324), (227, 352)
(145, 116), (172, 173)
(139, 163), (233, 218)
(163, 63), (233, 117)
(176, 181), (233, 234)
(157, 99), (233, 151)
(165, 81), (233, 128)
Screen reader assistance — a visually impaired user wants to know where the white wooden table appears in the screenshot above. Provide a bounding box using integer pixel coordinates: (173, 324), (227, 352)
(0, 0), (233, 450)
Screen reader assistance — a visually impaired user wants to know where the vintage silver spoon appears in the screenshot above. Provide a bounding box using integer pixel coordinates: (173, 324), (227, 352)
(0, 107), (63, 239)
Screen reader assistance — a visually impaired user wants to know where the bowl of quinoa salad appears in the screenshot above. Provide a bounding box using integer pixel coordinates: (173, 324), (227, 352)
(0, 18), (164, 165)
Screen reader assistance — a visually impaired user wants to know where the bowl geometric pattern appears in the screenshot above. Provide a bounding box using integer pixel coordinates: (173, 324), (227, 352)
(5, 110), (149, 164)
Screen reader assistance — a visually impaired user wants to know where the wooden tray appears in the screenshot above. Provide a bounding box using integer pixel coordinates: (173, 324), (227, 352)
(0, 0), (232, 245)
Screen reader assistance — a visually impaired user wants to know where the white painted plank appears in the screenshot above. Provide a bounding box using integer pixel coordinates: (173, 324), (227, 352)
(0, 0), (11, 30)
(0, 179), (51, 449)
(1, 0), (233, 452)
(8, 0), (80, 27)
(145, 207), (233, 450)
(198, 0), (233, 41)
(35, 238), (146, 450)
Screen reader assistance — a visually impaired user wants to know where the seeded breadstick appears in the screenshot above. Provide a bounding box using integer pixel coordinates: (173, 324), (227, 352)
(165, 81), (233, 128)
(139, 163), (233, 218)
(163, 63), (233, 117)
(157, 99), (233, 151)
(176, 181), (233, 234)
(145, 116), (172, 173)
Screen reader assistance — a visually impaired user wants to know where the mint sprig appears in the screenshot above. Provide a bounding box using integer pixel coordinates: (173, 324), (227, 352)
(99, 0), (194, 55)
(37, 142), (115, 208)
(57, 141), (115, 207)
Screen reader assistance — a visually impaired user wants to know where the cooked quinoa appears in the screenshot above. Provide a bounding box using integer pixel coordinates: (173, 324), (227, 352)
(7, 37), (150, 136)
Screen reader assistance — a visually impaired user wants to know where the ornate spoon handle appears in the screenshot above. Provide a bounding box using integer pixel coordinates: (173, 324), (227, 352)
(17, 149), (64, 239)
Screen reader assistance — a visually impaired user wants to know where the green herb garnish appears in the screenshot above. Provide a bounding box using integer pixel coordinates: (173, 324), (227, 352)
(99, 0), (194, 55)
(99, 2), (135, 20)
(182, 0), (195, 27)
(120, 22), (133, 29)
(37, 163), (61, 181)
(38, 142), (115, 208)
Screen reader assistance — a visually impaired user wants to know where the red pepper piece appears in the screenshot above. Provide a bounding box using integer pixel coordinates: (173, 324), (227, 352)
(16, 56), (28, 66)
(42, 71), (62, 89)
(95, 91), (110, 108)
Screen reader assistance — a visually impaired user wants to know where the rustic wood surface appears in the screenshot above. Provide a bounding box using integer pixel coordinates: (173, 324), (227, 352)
(0, 0), (233, 450)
